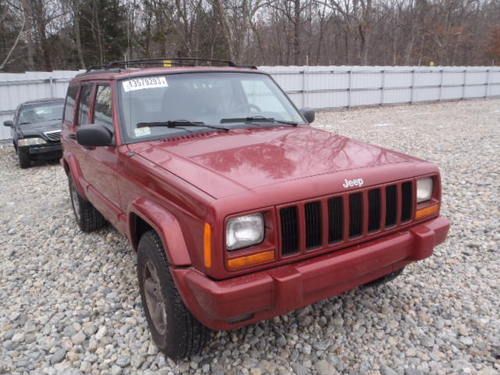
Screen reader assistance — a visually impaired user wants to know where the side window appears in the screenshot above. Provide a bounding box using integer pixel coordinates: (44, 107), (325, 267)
(94, 85), (113, 131)
(78, 85), (93, 125)
(63, 85), (78, 123)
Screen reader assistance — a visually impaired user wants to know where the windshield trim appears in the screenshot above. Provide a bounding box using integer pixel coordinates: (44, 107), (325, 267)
(116, 71), (307, 144)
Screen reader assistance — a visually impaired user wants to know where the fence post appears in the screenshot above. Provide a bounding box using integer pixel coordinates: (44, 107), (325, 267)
(438, 69), (443, 101)
(301, 69), (306, 108)
(347, 70), (352, 108)
(485, 69), (490, 98)
(410, 69), (415, 104)
(49, 76), (54, 98)
(462, 69), (466, 99)
(380, 69), (385, 105)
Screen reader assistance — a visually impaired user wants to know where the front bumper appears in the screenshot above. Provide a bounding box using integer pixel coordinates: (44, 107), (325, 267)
(173, 216), (450, 331)
(20, 143), (62, 157)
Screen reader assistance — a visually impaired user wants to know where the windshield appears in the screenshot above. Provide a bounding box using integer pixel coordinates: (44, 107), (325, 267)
(18, 102), (64, 125)
(119, 72), (304, 141)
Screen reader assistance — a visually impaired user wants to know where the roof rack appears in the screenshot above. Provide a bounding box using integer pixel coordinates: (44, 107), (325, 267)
(85, 57), (257, 72)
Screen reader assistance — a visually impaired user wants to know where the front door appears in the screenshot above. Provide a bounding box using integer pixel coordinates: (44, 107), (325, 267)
(79, 83), (123, 229)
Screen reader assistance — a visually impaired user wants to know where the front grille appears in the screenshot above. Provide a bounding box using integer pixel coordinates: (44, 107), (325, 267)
(44, 130), (61, 142)
(278, 179), (416, 258)
(368, 189), (381, 232)
(385, 185), (398, 226)
(349, 193), (363, 237)
(305, 201), (322, 249)
(328, 197), (343, 243)
(401, 181), (413, 222)
(280, 206), (299, 255)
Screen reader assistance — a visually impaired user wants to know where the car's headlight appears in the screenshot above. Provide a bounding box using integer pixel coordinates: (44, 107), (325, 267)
(226, 213), (264, 250)
(18, 137), (46, 146)
(417, 177), (433, 203)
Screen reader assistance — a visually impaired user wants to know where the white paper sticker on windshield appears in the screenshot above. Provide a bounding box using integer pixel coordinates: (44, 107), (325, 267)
(134, 127), (151, 137)
(123, 76), (168, 92)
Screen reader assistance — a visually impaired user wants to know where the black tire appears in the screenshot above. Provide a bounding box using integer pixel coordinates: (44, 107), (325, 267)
(18, 148), (30, 169)
(137, 231), (210, 359)
(68, 176), (106, 232)
(363, 268), (404, 288)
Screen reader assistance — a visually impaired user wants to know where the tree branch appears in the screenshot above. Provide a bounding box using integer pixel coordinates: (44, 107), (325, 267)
(0, 9), (26, 71)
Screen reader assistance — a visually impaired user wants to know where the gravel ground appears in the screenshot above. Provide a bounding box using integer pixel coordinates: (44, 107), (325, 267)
(0, 99), (499, 375)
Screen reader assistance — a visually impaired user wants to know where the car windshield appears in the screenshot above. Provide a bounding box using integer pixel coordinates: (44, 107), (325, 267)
(118, 72), (304, 141)
(18, 102), (64, 125)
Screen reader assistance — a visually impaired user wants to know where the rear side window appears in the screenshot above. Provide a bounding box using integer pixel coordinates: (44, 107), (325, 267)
(78, 85), (93, 125)
(94, 85), (113, 131)
(64, 85), (78, 123)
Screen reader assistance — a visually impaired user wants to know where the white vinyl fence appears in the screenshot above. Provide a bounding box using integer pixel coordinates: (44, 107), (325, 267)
(1, 66), (499, 140)
(262, 66), (500, 109)
(0, 70), (84, 141)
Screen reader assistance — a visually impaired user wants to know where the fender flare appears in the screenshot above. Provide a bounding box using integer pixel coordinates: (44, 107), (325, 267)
(62, 153), (86, 198)
(129, 198), (192, 267)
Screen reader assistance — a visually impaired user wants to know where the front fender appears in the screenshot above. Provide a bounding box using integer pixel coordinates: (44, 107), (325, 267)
(62, 152), (86, 198)
(129, 198), (192, 267)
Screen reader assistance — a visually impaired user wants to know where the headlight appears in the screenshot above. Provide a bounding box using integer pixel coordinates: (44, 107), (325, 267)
(18, 137), (46, 146)
(417, 177), (433, 203)
(226, 213), (264, 250)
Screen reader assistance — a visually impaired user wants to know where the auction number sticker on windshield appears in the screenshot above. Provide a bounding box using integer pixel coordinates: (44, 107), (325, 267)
(122, 76), (168, 92)
(134, 127), (151, 137)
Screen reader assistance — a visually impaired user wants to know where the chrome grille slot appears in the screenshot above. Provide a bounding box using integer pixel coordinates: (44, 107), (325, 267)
(44, 130), (61, 142)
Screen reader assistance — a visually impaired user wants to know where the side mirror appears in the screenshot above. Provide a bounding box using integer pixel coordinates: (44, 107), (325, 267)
(301, 108), (315, 123)
(76, 124), (113, 147)
(3, 120), (13, 127)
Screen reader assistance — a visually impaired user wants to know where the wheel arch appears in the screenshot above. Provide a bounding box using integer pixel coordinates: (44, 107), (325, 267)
(129, 199), (192, 267)
(62, 153), (86, 198)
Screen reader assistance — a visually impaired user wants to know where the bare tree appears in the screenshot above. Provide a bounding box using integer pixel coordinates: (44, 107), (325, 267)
(1, 0), (500, 71)
(0, 3), (25, 70)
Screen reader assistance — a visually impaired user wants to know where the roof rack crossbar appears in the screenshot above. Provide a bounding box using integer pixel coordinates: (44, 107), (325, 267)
(84, 57), (257, 73)
(106, 57), (236, 69)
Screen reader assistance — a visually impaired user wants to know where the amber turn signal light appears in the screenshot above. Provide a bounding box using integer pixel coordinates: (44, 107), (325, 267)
(415, 204), (439, 220)
(204, 223), (212, 269)
(227, 250), (275, 270)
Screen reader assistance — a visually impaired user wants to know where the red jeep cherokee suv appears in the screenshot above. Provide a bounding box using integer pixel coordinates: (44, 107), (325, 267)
(61, 58), (450, 359)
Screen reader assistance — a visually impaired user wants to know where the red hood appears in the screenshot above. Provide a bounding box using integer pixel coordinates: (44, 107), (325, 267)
(128, 127), (426, 199)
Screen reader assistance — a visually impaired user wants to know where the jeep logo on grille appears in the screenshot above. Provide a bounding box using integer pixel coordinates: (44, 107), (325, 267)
(343, 178), (364, 189)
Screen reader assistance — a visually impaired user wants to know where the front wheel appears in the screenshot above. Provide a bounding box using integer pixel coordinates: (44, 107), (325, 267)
(18, 148), (30, 168)
(68, 176), (106, 232)
(137, 231), (210, 359)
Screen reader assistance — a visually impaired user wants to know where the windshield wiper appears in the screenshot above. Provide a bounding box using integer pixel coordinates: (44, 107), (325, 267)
(220, 116), (298, 126)
(136, 120), (229, 132)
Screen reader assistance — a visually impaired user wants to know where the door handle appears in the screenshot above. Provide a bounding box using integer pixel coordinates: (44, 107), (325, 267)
(68, 134), (77, 140)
